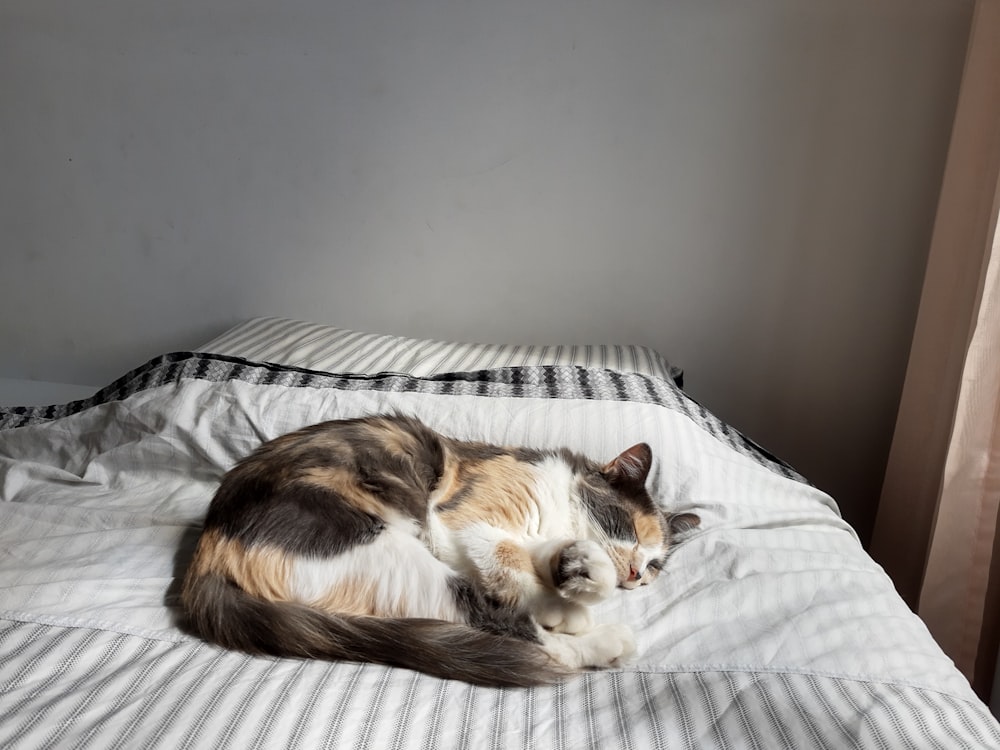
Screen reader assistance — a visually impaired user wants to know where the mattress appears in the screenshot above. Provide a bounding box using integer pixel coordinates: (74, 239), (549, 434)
(1, 321), (998, 749)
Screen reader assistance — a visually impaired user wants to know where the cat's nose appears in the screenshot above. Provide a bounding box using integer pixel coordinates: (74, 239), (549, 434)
(629, 565), (644, 581)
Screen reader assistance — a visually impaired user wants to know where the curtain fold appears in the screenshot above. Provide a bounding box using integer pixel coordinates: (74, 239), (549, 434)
(871, 0), (1000, 701)
(918, 194), (1000, 696)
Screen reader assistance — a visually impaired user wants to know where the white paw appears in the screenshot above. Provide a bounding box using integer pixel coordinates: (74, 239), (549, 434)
(555, 540), (617, 604)
(578, 623), (637, 667)
(534, 597), (593, 635)
(540, 623), (637, 670)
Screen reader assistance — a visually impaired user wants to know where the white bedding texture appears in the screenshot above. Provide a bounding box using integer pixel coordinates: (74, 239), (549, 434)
(1, 319), (998, 749)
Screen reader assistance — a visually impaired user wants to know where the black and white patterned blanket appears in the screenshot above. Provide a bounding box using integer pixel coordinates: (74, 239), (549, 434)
(1, 354), (997, 749)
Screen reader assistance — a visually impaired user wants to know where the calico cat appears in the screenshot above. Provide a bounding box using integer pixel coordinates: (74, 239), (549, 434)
(180, 413), (699, 687)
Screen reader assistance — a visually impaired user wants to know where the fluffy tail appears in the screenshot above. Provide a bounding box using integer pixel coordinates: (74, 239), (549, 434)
(181, 573), (569, 687)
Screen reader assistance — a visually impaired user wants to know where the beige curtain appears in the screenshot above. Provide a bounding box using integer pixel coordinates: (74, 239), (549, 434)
(871, 0), (1000, 701)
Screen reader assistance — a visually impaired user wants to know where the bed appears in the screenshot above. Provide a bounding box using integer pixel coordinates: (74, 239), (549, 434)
(1, 316), (997, 749)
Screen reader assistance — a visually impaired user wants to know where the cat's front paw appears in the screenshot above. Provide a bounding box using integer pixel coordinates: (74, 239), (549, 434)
(553, 540), (616, 604)
(542, 623), (637, 669)
(582, 623), (637, 667)
(533, 597), (593, 635)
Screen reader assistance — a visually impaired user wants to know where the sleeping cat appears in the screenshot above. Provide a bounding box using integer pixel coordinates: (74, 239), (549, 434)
(180, 413), (699, 687)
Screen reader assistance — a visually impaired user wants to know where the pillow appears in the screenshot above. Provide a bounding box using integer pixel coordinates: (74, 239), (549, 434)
(199, 317), (683, 385)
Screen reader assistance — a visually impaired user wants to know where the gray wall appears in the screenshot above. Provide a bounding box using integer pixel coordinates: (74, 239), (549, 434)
(0, 0), (973, 544)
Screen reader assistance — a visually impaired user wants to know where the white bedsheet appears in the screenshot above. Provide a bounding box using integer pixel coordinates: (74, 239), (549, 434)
(1, 354), (996, 749)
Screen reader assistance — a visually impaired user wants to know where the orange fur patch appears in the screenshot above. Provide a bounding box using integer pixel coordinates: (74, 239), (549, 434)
(633, 513), (664, 546)
(479, 539), (536, 607)
(191, 529), (394, 616)
(297, 466), (385, 518)
(435, 455), (536, 530)
(190, 529), (293, 601)
(310, 576), (383, 617)
(430, 452), (460, 505)
(366, 418), (421, 457)
(495, 540), (534, 574)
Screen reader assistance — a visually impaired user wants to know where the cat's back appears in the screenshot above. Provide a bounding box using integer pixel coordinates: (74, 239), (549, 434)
(204, 414), (448, 543)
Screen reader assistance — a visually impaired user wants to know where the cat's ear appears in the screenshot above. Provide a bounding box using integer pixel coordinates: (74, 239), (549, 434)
(603, 443), (653, 487)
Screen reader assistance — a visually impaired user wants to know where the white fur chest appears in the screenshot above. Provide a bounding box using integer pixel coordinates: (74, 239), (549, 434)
(525, 456), (588, 541)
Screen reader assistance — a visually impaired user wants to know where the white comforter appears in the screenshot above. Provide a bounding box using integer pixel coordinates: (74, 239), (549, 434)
(1, 354), (996, 749)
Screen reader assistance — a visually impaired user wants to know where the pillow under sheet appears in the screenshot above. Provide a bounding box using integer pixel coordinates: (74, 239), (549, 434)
(199, 317), (684, 385)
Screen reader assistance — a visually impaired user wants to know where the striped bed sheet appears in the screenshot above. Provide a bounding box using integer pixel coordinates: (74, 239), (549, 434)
(1, 347), (998, 749)
(199, 316), (685, 385)
(5, 620), (995, 750)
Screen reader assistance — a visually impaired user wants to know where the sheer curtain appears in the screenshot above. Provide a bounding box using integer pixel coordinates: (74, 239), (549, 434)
(871, 0), (1000, 703)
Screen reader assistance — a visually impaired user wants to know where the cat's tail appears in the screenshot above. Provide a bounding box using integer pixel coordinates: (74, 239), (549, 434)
(181, 573), (572, 687)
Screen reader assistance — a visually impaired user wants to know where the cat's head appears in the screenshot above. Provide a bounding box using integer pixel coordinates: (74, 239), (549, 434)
(576, 443), (700, 589)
